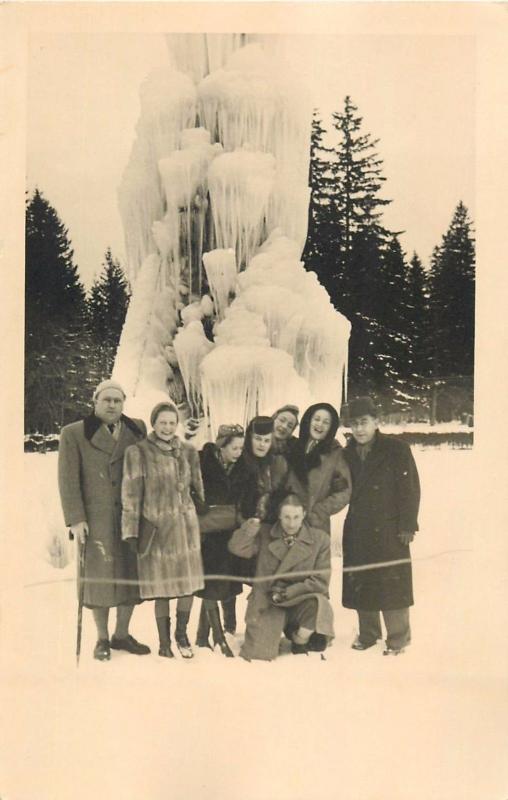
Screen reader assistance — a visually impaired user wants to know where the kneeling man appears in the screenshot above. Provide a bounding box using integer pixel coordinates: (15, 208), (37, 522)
(229, 494), (334, 660)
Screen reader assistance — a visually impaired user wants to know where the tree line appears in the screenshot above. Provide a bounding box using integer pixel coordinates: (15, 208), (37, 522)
(25, 189), (130, 436)
(303, 96), (475, 421)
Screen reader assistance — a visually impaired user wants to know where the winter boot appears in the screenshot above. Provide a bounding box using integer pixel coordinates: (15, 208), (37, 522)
(156, 616), (174, 658)
(207, 605), (234, 657)
(175, 610), (194, 659)
(221, 597), (237, 635)
(195, 603), (212, 649)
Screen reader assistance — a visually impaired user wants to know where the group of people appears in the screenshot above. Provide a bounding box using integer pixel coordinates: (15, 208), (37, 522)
(58, 379), (420, 663)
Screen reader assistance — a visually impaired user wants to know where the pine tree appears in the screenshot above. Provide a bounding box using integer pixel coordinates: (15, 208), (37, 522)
(303, 110), (341, 298)
(406, 252), (432, 389)
(429, 202), (475, 378)
(88, 248), (131, 377)
(25, 189), (90, 434)
(330, 96), (392, 255)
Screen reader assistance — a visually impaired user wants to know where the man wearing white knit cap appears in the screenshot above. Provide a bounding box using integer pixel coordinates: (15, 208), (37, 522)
(58, 379), (150, 661)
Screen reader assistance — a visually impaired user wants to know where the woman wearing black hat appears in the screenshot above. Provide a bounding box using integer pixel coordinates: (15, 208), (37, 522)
(287, 403), (352, 535)
(122, 402), (205, 660)
(239, 415), (289, 524)
(194, 423), (249, 656)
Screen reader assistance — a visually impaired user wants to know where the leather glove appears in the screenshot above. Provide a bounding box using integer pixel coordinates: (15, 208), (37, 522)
(398, 531), (415, 545)
(70, 521), (88, 544)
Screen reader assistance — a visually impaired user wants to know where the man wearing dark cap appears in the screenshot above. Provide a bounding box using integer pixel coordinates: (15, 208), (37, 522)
(58, 379), (150, 661)
(342, 396), (421, 655)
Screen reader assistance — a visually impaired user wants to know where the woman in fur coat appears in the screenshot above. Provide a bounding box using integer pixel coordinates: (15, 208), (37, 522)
(122, 402), (205, 659)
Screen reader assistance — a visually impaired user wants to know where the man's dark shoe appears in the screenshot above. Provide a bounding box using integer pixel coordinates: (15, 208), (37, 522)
(351, 636), (378, 651)
(291, 641), (309, 655)
(93, 639), (111, 661)
(110, 634), (151, 655)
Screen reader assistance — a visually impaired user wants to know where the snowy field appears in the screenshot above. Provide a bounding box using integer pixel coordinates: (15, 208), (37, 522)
(1, 447), (507, 800)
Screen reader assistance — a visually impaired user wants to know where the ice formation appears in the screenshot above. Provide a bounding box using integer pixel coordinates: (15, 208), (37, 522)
(115, 33), (351, 434)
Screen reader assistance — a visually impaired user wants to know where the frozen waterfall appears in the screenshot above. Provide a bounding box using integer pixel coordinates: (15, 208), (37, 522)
(114, 33), (350, 435)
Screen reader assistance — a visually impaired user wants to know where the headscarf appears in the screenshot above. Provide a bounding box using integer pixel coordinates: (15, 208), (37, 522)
(290, 402), (340, 484)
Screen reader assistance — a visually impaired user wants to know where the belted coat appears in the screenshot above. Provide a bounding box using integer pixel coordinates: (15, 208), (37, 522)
(229, 520), (334, 661)
(58, 414), (146, 608)
(342, 432), (420, 611)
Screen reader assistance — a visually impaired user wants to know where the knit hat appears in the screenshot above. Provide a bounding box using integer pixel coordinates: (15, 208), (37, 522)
(93, 379), (126, 400)
(272, 404), (299, 422)
(250, 416), (274, 435)
(216, 423), (245, 448)
(346, 396), (379, 421)
(150, 402), (179, 428)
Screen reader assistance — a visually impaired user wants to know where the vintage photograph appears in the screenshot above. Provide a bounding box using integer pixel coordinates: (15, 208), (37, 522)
(2, 4), (507, 800)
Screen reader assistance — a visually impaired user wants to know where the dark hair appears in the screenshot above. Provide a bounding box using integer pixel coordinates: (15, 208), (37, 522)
(346, 396), (379, 422)
(243, 417), (274, 462)
(288, 402), (340, 485)
(277, 492), (306, 515)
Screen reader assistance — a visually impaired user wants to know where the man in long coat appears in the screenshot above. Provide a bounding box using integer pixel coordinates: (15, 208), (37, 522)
(342, 396), (420, 655)
(229, 494), (334, 660)
(58, 379), (150, 661)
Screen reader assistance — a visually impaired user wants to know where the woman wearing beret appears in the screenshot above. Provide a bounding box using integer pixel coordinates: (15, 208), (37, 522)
(287, 403), (352, 535)
(239, 416), (289, 524)
(194, 423), (249, 657)
(121, 402), (205, 659)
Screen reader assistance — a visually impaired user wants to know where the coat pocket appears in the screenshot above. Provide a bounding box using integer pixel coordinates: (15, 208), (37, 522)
(138, 516), (158, 557)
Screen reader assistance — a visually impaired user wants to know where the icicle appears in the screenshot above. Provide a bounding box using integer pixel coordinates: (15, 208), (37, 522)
(200, 345), (311, 439)
(202, 249), (237, 319)
(118, 69), (198, 277)
(173, 321), (214, 415)
(113, 253), (179, 420)
(208, 147), (275, 269)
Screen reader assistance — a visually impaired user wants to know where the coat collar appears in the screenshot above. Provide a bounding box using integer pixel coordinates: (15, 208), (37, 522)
(268, 521), (315, 573)
(346, 431), (389, 491)
(84, 413), (144, 460)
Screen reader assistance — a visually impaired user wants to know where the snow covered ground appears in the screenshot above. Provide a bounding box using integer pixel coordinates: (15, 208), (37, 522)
(1, 447), (507, 800)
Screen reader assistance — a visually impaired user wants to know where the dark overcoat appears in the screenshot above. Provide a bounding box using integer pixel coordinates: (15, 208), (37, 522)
(195, 443), (252, 601)
(58, 414), (146, 608)
(342, 432), (420, 611)
(229, 521), (334, 661)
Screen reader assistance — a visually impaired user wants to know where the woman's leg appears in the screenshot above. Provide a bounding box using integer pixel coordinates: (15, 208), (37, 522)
(154, 598), (173, 658)
(92, 607), (110, 660)
(175, 596), (194, 658)
(204, 599), (234, 657)
(221, 596), (237, 634)
(195, 601), (212, 648)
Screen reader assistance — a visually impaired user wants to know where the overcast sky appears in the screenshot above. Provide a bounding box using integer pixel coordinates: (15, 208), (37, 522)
(27, 32), (475, 288)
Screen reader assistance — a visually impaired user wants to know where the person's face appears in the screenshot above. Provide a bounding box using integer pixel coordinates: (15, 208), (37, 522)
(251, 432), (272, 458)
(279, 504), (305, 536)
(94, 390), (124, 424)
(153, 410), (178, 440)
(350, 415), (378, 445)
(273, 412), (298, 441)
(309, 409), (332, 441)
(221, 436), (244, 465)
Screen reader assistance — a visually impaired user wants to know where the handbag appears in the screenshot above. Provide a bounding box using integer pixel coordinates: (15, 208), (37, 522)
(197, 504), (237, 535)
